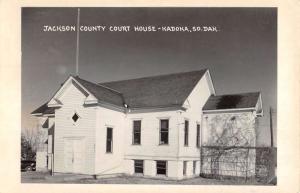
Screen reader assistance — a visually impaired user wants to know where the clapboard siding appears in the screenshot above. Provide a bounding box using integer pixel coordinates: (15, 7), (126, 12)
(53, 83), (97, 175)
(125, 110), (180, 159)
(179, 71), (213, 158)
(94, 106), (125, 174)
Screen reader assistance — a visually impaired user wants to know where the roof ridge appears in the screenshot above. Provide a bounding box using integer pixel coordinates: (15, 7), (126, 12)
(74, 76), (123, 95)
(99, 69), (208, 85)
(97, 83), (123, 95)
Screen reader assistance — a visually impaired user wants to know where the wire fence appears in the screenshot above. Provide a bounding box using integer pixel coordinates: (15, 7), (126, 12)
(200, 146), (276, 183)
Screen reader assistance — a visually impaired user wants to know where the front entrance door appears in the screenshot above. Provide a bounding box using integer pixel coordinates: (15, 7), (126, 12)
(64, 138), (85, 173)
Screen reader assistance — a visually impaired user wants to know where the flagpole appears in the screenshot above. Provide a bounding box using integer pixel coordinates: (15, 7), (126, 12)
(76, 8), (80, 76)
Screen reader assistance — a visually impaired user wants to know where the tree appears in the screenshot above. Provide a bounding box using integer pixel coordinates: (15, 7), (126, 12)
(21, 127), (46, 160)
(21, 133), (35, 160)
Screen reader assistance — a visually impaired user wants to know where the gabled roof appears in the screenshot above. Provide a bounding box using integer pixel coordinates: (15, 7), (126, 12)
(100, 69), (207, 109)
(31, 102), (55, 115)
(203, 92), (261, 111)
(32, 69), (208, 115)
(73, 76), (125, 107)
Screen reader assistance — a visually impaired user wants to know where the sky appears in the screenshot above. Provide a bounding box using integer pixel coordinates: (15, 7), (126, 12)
(21, 8), (277, 146)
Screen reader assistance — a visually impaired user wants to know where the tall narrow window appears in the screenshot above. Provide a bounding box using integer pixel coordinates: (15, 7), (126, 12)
(160, 119), (169, 145)
(133, 120), (141, 145)
(184, 120), (189, 146)
(134, 160), (144, 174)
(196, 124), (200, 147)
(156, 161), (167, 175)
(193, 161), (197, 174)
(183, 161), (187, 176)
(106, 127), (113, 153)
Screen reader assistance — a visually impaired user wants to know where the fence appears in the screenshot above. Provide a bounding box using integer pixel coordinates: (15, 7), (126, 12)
(255, 147), (277, 183)
(200, 146), (276, 183)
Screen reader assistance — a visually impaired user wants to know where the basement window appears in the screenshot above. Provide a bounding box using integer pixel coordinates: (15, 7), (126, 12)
(72, 113), (79, 122)
(183, 161), (187, 176)
(193, 161), (197, 175)
(156, 160), (167, 176)
(134, 160), (144, 174)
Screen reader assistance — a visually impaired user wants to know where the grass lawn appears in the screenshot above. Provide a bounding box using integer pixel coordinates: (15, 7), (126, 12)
(21, 171), (274, 185)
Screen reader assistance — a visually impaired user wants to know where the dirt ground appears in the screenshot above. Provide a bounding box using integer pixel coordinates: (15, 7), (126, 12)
(21, 171), (274, 185)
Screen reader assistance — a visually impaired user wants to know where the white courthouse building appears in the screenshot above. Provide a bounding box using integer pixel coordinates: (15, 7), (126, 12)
(32, 69), (263, 180)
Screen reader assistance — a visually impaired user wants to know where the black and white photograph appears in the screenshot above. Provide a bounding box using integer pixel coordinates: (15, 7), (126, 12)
(20, 7), (278, 185)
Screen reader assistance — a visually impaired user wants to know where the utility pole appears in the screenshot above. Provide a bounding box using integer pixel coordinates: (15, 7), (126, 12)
(76, 8), (80, 76)
(269, 107), (274, 147)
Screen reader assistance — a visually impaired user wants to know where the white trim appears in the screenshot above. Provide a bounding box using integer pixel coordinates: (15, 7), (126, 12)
(105, 126), (114, 154)
(104, 124), (115, 128)
(84, 95), (98, 105)
(182, 99), (191, 109)
(131, 117), (143, 120)
(129, 106), (186, 114)
(48, 98), (63, 107)
(155, 160), (168, 176)
(181, 69), (216, 110)
(158, 118), (170, 145)
(156, 116), (171, 120)
(124, 154), (201, 160)
(31, 112), (55, 117)
(203, 107), (256, 113)
(47, 76), (97, 107)
(196, 123), (201, 148)
(257, 93), (264, 116)
(31, 113), (43, 116)
(205, 69), (216, 95)
(184, 118), (189, 146)
(132, 119), (142, 145)
(84, 100), (98, 105)
(43, 114), (55, 117)
(68, 78), (91, 97)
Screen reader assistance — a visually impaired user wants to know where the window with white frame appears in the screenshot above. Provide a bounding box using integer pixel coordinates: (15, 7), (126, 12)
(193, 161), (197, 174)
(133, 120), (141, 145)
(159, 119), (169, 145)
(134, 160), (144, 174)
(184, 120), (189, 146)
(106, 127), (113, 153)
(183, 161), (187, 176)
(156, 160), (167, 175)
(196, 124), (200, 147)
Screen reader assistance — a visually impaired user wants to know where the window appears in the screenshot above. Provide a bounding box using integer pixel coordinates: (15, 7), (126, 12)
(196, 124), (200, 147)
(183, 161), (187, 176)
(133, 120), (141, 145)
(184, 120), (189, 146)
(106, 127), (113, 153)
(159, 119), (169, 145)
(193, 161), (197, 174)
(156, 161), (167, 175)
(72, 113), (79, 122)
(134, 160), (144, 174)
